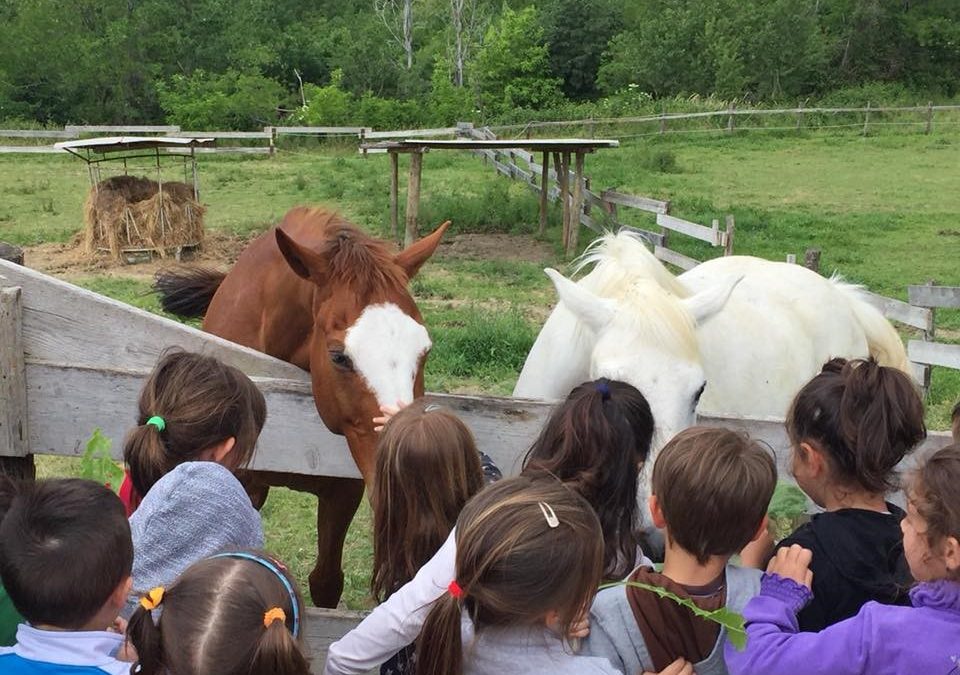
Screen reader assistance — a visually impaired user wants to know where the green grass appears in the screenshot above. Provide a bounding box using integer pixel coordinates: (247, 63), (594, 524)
(5, 125), (959, 609)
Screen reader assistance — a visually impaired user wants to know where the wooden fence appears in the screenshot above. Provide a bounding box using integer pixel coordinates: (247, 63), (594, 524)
(457, 123), (733, 269)
(1, 254), (955, 668)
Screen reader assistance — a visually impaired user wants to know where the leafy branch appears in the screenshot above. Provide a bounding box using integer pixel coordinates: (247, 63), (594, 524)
(78, 428), (124, 494)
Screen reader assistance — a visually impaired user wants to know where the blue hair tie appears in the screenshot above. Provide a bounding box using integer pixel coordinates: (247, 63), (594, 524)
(596, 380), (611, 401)
(208, 552), (300, 638)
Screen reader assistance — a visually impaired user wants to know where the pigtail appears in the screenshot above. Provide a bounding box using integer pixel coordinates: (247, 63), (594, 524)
(248, 619), (311, 675)
(839, 358), (925, 493)
(415, 594), (464, 675)
(123, 423), (171, 497)
(127, 604), (165, 675)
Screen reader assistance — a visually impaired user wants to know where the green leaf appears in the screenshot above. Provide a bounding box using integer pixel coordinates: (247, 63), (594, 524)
(598, 579), (748, 650)
(78, 428), (124, 494)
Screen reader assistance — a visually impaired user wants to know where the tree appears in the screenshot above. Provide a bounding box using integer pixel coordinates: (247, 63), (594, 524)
(156, 69), (284, 130)
(449, 0), (484, 86)
(541, 0), (622, 99)
(375, 0), (416, 70)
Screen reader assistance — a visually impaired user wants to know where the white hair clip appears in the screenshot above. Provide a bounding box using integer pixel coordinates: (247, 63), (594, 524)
(424, 404), (442, 413)
(538, 501), (559, 528)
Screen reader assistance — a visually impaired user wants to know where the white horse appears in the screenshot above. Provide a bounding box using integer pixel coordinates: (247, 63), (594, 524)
(514, 231), (909, 459)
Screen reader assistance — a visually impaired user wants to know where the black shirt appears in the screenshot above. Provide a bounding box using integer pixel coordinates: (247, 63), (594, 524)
(777, 503), (912, 632)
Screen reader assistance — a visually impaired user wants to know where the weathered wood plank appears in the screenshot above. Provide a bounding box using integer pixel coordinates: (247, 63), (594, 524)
(65, 125), (180, 134)
(908, 340), (960, 370)
(303, 608), (371, 674)
(0, 258), (308, 380)
(0, 129), (78, 139)
(600, 190), (670, 215)
(269, 126), (371, 135)
(619, 225), (666, 248)
(365, 127), (457, 140)
(0, 287), (28, 458)
(908, 285), (960, 310)
(0, 145), (64, 154)
(861, 290), (934, 332)
(654, 245), (699, 271)
(657, 213), (723, 246)
(172, 131), (273, 140)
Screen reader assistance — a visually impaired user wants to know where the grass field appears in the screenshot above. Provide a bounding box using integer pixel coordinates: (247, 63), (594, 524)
(3, 126), (958, 608)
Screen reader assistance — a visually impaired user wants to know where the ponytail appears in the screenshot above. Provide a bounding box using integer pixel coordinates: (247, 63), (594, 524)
(123, 424), (171, 497)
(249, 616), (311, 675)
(789, 358), (926, 493)
(415, 593), (464, 675)
(127, 604), (165, 675)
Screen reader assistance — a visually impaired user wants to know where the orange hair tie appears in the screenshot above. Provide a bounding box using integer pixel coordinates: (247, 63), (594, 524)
(140, 587), (165, 611)
(263, 607), (286, 628)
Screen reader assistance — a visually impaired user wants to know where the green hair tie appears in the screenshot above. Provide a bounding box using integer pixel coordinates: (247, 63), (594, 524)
(146, 416), (166, 432)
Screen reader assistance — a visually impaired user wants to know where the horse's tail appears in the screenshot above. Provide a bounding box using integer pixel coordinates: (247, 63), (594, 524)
(833, 279), (911, 375)
(153, 267), (226, 318)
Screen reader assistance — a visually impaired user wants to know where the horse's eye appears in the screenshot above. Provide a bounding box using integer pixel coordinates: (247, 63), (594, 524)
(330, 351), (354, 371)
(693, 382), (706, 405)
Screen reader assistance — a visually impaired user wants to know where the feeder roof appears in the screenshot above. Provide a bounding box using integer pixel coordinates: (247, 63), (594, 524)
(55, 136), (216, 155)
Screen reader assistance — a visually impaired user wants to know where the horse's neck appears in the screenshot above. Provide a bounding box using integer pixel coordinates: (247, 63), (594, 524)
(513, 302), (593, 399)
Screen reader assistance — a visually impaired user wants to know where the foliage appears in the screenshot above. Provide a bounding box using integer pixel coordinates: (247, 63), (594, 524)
(601, 579), (747, 650)
(541, 0), (622, 100)
(78, 429), (124, 493)
(295, 69), (354, 126)
(156, 69), (285, 130)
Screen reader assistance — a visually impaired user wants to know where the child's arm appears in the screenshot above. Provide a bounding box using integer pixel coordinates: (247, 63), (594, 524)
(724, 546), (875, 675)
(323, 529), (456, 675)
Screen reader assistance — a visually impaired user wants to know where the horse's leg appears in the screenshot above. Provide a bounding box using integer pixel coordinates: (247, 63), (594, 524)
(237, 469), (271, 510)
(309, 476), (365, 607)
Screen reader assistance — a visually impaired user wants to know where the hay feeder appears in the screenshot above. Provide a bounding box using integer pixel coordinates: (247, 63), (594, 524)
(55, 136), (215, 263)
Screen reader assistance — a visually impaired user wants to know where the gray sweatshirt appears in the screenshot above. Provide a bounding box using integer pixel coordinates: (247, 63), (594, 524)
(123, 461), (264, 617)
(462, 624), (622, 675)
(582, 565), (761, 675)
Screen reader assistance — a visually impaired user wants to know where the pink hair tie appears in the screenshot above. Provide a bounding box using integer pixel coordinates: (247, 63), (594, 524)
(447, 580), (465, 599)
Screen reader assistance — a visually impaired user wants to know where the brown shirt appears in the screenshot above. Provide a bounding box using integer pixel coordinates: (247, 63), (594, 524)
(625, 567), (726, 672)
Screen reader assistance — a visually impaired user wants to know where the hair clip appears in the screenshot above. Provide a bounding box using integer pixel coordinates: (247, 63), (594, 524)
(595, 381), (611, 401)
(140, 586), (165, 611)
(538, 501), (559, 528)
(424, 404), (442, 412)
(263, 607), (286, 628)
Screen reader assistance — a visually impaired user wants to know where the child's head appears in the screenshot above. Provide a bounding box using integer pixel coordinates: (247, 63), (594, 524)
(523, 377), (655, 579)
(372, 402), (484, 601)
(651, 426), (777, 564)
(415, 475), (603, 675)
(0, 477), (132, 630)
(951, 401), (959, 442)
(124, 350), (267, 496)
(787, 357), (925, 502)
(128, 550), (308, 675)
(901, 444), (960, 582)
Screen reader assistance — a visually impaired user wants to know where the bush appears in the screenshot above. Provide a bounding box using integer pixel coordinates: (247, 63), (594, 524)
(156, 69), (284, 130)
(647, 149), (679, 173)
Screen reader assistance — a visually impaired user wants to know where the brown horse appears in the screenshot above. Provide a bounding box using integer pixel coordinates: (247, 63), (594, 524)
(155, 206), (448, 606)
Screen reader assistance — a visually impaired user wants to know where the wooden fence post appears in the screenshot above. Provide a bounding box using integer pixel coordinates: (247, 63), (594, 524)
(727, 102), (736, 134)
(724, 215), (735, 256)
(404, 150), (423, 247)
(389, 151), (400, 244)
(538, 151), (550, 236)
(863, 101), (871, 136)
(786, 253), (797, 264)
(567, 152), (585, 258)
(659, 108), (667, 135)
(0, 284), (33, 480)
(804, 248), (821, 273)
(796, 101), (804, 130)
(925, 102), (933, 135)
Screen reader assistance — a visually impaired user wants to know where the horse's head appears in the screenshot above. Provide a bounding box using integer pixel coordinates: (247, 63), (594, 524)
(544, 266), (741, 454)
(275, 217), (449, 483)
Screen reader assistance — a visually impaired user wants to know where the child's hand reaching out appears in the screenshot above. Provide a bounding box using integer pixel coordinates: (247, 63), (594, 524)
(373, 402), (407, 432)
(766, 544), (814, 589)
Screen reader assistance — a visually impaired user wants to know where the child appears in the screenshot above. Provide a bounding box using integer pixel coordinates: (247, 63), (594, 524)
(0, 477), (133, 674)
(122, 349), (268, 616)
(324, 378), (655, 675)
(582, 426), (777, 675)
(414, 475), (619, 674)
(726, 444), (960, 675)
(372, 403), (488, 674)
(127, 549), (309, 675)
(776, 357), (926, 631)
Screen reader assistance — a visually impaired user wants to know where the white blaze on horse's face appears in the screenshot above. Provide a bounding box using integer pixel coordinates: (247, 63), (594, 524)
(344, 303), (431, 408)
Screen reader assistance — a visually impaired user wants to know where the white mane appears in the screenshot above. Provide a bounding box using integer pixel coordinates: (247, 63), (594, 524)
(572, 230), (699, 360)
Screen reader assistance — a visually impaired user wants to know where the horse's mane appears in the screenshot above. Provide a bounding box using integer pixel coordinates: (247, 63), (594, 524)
(285, 207), (409, 298)
(572, 230), (698, 359)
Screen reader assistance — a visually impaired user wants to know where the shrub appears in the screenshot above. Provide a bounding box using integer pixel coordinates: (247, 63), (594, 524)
(157, 69), (284, 130)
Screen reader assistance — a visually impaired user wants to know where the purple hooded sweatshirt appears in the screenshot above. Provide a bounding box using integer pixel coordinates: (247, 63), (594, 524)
(725, 573), (960, 675)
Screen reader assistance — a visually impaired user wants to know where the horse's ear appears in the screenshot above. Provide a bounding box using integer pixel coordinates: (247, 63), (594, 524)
(395, 220), (450, 279)
(276, 228), (328, 285)
(545, 268), (614, 333)
(681, 274), (743, 323)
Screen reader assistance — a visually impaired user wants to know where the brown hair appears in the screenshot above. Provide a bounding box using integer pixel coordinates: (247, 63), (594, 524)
(124, 350), (267, 496)
(127, 551), (309, 675)
(909, 444), (960, 580)
(415, 475), (604, 675)
(951, 401), (960, 442)
(787, 357), (926, 494)
(371, 403), (484, 602)
(522, 378), (654, 580)
(0, 477), (132, 628)
(652, 427), (777, 564)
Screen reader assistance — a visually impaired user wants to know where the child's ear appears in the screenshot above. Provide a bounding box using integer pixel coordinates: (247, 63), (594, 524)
(210, 437), (237, 464)
(648, 495), (667, 530)
(943, 536), (960, 574)
(110, 576), (133, 610)
(750, 515), (770, 543)
(798, 441), (826, 477)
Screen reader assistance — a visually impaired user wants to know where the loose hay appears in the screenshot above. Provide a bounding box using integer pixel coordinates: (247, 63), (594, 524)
(83, 175), (205, 261)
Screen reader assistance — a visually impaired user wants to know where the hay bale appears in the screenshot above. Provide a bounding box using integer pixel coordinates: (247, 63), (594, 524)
(82, 176), (205, 261)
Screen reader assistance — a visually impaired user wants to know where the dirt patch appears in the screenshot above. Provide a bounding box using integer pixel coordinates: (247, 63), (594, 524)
(437, 233), (554, 263)
(24, 230), (256, 282)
